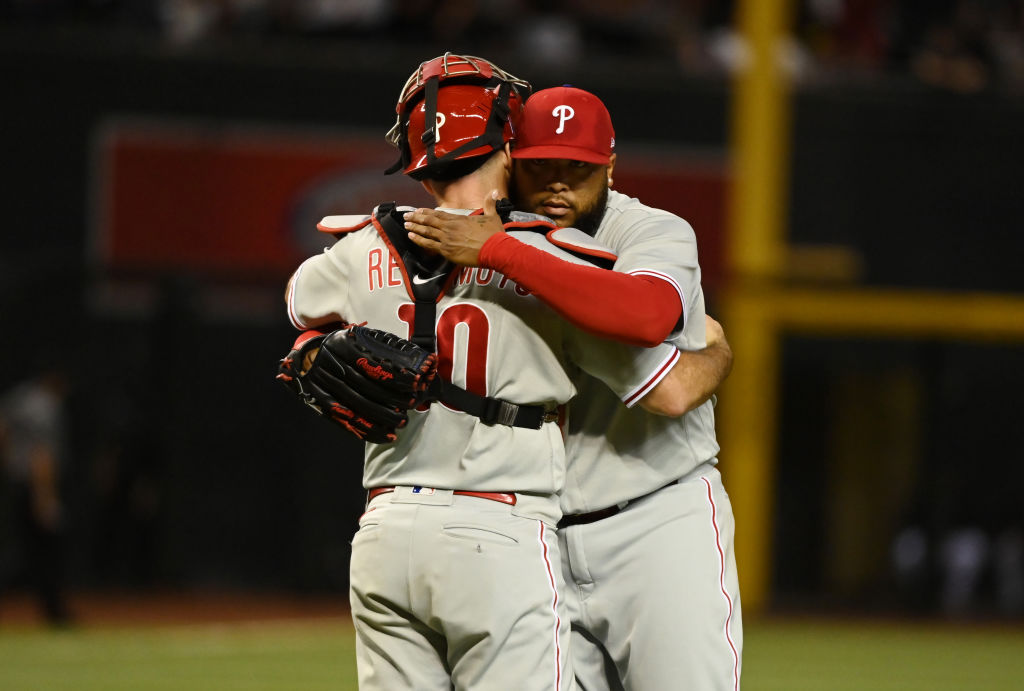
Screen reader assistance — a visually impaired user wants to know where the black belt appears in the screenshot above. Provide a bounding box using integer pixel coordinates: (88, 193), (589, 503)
(557, 480), (679, 529)
(558, 504), (621, 528)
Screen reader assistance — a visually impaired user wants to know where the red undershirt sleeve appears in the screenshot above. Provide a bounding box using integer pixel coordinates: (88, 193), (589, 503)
(478, 233), (682, 347)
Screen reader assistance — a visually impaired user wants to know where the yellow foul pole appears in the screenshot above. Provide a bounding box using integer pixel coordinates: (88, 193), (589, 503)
(730, 0), (792, 278)
(721, 0), (794, 615)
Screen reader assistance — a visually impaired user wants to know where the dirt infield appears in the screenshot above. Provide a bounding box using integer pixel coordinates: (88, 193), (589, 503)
(0, 589), (351, 627)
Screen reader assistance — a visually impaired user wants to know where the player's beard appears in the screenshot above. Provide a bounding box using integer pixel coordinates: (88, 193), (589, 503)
(572, 184), (609, 236)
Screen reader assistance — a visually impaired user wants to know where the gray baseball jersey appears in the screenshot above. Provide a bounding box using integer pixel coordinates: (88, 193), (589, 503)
(558, 190), (742, 691)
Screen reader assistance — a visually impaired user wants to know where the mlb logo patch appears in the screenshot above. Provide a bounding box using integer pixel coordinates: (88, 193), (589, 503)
(412, 486), (436, 495)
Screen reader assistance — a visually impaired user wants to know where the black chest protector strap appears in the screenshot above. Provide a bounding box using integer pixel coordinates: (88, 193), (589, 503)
(375, 204), (554, 430)
(375, 203), (450, 351)
(433, 381), (555, 429)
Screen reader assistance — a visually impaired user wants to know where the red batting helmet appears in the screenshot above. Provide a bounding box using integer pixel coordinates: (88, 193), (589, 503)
(384, 53), (531, 179)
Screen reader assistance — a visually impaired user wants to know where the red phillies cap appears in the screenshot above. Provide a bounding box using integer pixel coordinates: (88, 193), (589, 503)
(511, 86), (615, 165)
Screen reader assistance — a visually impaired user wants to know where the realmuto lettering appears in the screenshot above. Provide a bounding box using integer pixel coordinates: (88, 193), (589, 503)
(367, 248), (404, 291)
(357, 357), (394, 381)
(454, 266), (531, 296)
(365, 249), (531, 295)
(552, 105), (574, 134)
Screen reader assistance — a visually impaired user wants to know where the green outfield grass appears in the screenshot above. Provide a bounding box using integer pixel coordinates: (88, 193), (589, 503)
(0, 620), (358, 691)
(1, 616), (1022, 690)
(743, 618), (1024, 690)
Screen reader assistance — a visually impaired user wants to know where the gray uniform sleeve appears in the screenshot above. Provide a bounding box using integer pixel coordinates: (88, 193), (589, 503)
(286, 240), (353, 329)
(597, 191), (706, 348)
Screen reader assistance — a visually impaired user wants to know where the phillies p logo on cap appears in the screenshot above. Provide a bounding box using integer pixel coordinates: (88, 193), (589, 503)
(511, 86), (615, 165)
(552, 104), (575, 133)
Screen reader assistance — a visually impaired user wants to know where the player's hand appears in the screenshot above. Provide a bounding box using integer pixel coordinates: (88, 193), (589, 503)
(404, 190), (505, 267)
(705, 314), (726, 348)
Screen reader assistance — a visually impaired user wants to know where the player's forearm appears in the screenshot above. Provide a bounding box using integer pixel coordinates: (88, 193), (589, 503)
(479, 234), (681, 347)
(638, 342), (733, 417)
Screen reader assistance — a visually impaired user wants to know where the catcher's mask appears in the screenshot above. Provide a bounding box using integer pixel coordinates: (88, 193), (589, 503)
(384, 53), (531, 180)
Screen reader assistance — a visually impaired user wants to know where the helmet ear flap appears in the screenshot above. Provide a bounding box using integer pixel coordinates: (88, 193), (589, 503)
(384, 121), (412, 175)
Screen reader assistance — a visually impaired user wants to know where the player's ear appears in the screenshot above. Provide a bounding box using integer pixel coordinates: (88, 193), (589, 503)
(420, 179), (436, 197)
(606, 153), (617, 188)
(501, 142), (513, 174)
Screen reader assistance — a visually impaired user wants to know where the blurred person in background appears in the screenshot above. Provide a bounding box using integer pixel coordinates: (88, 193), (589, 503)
(0, 365), (74, 627)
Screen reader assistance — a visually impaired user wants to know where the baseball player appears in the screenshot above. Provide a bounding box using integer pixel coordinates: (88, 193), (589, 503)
(0, 366), (74, 627)
(404, 86), (741, 690)
(281, 55), (701, 691)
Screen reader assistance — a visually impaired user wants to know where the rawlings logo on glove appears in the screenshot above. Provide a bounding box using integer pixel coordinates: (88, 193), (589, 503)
(356, 357), (394, 381)
(276, 325), (438, 444)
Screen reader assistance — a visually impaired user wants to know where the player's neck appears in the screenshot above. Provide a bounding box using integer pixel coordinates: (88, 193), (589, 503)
(434, 176), (507, 211)
(428, 149), (510, 211)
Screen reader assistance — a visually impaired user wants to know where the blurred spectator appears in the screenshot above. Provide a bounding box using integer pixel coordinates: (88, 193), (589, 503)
(886, 0), (1024, 93)
(0, 366), (74, 626)
(567, 0), (685, 59)
(797, 0), (892, 77)
(509, 1), (585, 68)
(900, 0), (997, 93)
(269, 0), (393, 37)
(158, 0), (229, 44)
